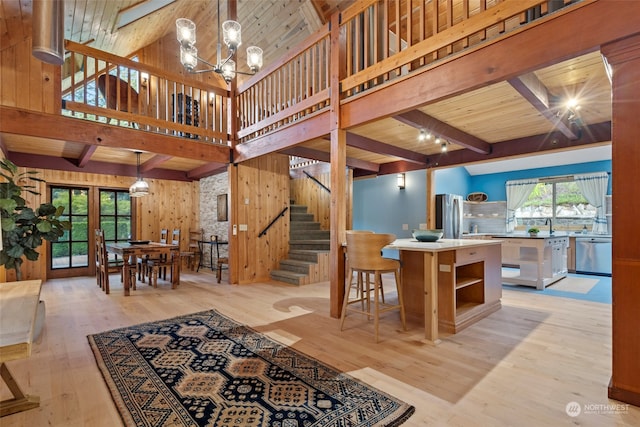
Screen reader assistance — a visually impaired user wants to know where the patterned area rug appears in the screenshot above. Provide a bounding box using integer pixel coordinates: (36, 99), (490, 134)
(88, 309), (414, 427)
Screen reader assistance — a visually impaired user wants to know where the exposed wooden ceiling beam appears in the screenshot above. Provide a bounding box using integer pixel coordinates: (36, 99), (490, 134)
(353, 121), (611, 178)
(141, 154), (172, 173)
(0, 106), (230, 164)
(345, 132), (428, 165)
(186, 162), (228, 180)
(283, 146), (380, 172)
(6, 152), (193, 181)
(393, 110), (491, 155)
(424, 121), (610, 170)
(508, 73), (579, 140)
(77, 145), (97, 168)
(234, 112), (331, 163)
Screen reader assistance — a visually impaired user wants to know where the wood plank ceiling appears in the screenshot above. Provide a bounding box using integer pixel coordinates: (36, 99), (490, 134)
(0, 0), (611, 180)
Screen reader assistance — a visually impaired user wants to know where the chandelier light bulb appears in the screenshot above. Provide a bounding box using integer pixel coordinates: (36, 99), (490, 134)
(435, 137), (441, 144)
(176, 2), (261, 81)
(221, 59), (236, 82)
(176, 18), (196, 46)
(247, 46), (263, 72)
(222, 20), (242, 51)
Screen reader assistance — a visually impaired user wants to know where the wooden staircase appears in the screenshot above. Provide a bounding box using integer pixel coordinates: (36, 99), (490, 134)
(269, 204), (330, 285)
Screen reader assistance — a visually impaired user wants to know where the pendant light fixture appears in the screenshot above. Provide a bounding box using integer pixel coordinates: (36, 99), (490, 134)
(129, 151), (149, 197)
(176, 0), (263, 82)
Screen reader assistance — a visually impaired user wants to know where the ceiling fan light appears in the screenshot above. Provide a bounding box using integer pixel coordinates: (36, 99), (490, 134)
(176, 18), (196, 46)
(222, 20), (241, 51)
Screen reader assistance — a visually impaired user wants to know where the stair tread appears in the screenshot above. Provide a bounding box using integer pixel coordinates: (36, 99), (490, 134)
(270, 270), (307, 278)
(281, 258), (315, 265)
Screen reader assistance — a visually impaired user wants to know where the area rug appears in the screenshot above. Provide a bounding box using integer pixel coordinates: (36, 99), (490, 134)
(547, 277), (599, 294)
(88, 309), (414, 427)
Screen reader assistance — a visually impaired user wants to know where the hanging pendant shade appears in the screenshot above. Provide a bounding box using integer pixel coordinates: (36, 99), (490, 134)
(129, 152), (149, 197)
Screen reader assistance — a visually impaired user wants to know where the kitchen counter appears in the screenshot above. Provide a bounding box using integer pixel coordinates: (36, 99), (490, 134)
(500, 235), (569, 289)
(386, 238), (502, 343)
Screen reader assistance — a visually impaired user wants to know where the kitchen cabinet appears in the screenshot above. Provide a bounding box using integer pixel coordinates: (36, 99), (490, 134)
(390, 239), (502, 338)
(500, 236), (568, 289)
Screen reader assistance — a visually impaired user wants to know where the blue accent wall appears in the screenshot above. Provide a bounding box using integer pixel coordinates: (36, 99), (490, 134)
(468, 160), (612, 201)
(353, 170), (426, 239)
(352, 160), (612, 238)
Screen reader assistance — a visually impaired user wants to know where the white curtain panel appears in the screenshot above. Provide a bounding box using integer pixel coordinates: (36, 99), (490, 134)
(575, 171), (609, 234)
(505, 178), (538, 232)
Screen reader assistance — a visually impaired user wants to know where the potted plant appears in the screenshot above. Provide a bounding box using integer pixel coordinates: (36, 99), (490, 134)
(527, 227), (540, 237)
(0, 159), (70, 281)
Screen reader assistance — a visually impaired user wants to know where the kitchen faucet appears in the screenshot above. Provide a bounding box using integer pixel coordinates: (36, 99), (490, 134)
(545, 218), (554, 235)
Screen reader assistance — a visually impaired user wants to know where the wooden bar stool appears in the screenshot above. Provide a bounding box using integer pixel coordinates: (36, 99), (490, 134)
(340, 232), (407, 343)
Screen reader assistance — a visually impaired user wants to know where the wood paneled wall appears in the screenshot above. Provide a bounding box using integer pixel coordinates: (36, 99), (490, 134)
(0, 37), (60, 113)
(0, 166), (199, 283)
(290, 163), (353, 230)
(233, 153), (290, 284)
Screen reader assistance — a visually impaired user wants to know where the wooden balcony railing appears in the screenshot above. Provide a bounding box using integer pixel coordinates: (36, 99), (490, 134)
(235, 25), (332, 144)
(62, 41), (230, 144)
(339, 0), (574, 98)
(58, 1), (584, 151)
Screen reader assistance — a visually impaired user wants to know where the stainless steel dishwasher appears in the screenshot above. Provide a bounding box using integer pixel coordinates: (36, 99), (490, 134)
(575, 237), (612, 276)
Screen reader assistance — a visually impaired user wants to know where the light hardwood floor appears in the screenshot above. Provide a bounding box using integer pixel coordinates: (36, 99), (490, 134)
(1, 270), (638, 426)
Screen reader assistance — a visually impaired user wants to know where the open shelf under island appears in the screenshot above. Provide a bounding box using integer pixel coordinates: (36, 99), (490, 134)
(386, 239), (502, 342)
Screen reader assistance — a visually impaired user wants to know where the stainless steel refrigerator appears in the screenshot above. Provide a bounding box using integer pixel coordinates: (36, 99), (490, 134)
(435, 194), (464, 239)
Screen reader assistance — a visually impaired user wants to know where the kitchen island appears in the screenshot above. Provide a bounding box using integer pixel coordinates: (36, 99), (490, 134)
(497, 233), (568, 290)
(386, 238), (502, 344)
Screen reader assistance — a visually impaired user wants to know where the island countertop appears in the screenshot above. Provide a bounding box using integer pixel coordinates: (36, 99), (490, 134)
(387, 238), (502, 251)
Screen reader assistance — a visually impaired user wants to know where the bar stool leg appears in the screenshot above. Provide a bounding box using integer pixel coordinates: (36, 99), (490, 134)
(372, 272), (380, 343)
(395, 270), (407, 331)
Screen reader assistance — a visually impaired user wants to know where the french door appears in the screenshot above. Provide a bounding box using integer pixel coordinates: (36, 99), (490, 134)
(47, 186), (132, 279)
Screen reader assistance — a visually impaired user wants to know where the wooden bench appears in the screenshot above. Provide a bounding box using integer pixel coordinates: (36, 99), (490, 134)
(0, 280), (42, 417)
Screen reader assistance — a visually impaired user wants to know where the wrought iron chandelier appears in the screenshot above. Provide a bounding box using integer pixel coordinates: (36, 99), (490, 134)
(176, 0), (263, 82)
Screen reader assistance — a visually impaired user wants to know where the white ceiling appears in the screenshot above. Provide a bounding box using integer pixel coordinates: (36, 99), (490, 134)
(463, 145), (612, 176)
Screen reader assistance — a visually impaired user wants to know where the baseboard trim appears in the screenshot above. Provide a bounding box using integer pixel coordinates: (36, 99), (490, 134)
(608, 377), (640, 407)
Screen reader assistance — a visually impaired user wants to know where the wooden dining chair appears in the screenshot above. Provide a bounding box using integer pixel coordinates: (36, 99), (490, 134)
(147, 229), (179, 288)
(180, 228), (202, 271)
(138, 228), (167, 283)
(213, 235), (228, 283)
(95, 229), (135, 294)
(340, 232), (407, 343)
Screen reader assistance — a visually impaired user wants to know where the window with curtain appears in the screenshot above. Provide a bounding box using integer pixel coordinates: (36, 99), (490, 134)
(509, 172), (609, 232)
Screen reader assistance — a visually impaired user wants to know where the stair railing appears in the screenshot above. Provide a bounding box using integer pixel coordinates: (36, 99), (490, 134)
(259, 207), (289, 238)
(303, 171), (330, 193)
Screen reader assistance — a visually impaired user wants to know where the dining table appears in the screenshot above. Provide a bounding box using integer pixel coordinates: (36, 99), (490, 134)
(105, 241), (180, 296)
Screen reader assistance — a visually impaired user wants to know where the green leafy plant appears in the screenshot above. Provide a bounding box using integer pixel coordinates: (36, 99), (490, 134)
(0, 159), (70, 280)
(527, 227), (540, 234)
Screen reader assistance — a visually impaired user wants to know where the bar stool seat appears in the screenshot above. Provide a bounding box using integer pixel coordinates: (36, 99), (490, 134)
(340, 232), (407, 343)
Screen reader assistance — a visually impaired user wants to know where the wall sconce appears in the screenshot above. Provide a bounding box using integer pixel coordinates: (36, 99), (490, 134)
(140, 72), (149, 88)
(397, 173), (406, 189)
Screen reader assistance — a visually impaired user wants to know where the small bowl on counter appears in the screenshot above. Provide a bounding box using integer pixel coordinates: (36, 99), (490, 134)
(412, 229), (444, 242)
